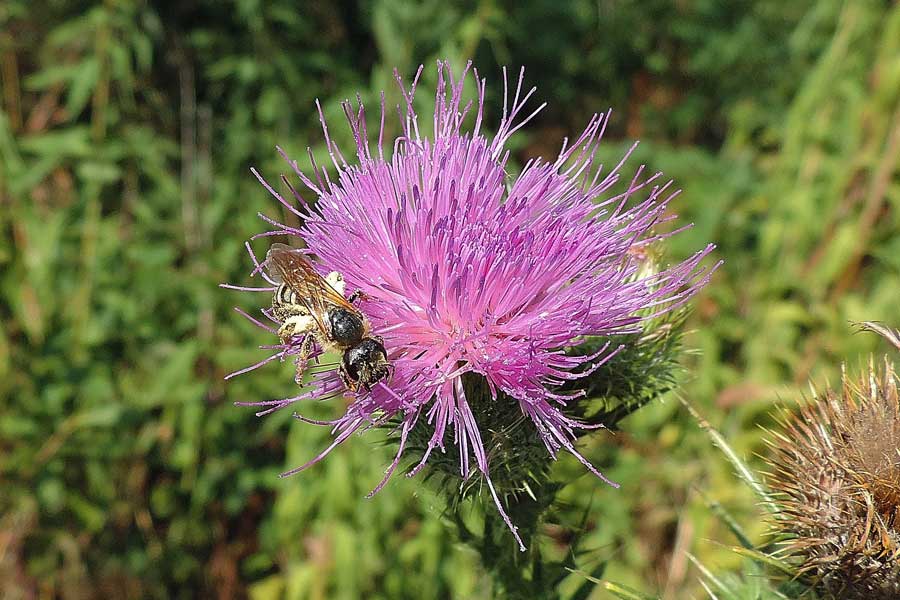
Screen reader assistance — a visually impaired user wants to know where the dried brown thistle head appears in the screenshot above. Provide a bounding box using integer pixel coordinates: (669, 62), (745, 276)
(766, 357), (900, 600)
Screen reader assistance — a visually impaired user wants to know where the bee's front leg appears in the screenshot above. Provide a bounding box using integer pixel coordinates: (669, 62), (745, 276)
(338, 363), (359, 393)
(347, 289), (370, 304)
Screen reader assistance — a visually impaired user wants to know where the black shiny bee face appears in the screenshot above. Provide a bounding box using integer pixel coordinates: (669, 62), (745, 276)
(341, 337), (390, 391)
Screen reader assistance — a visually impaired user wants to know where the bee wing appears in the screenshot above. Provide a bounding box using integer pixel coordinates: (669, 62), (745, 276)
(317, 278), (360, 314)
(266, 243), (330, 333)
(265, 244), (361, 329)
(264, 243), (313, 286)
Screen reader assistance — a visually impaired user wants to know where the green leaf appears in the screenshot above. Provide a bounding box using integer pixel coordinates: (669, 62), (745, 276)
(72, 404), (124, 429)
(729, 546), (798, 577)
(601, 582), (660, 600)
(248, 575), (285, 600)
(568, 569), (659, 600)
(568, 560), (608, 600)
(23, 64), (81, 89)
(68, 492), (107, 532)
(699, 490), (755, 550)
(18, 126), (93, 157)
(65, 57), (99, 117)
(76, 160), (121, 184)
(680, 397), (778, 513)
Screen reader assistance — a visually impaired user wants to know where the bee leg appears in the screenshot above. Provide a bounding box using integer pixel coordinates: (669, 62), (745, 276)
(338, 364), (358, 393)
(277, 313), (315, 345)
(293, 334), (315, 384)
(325, 271), (346, 297)
(277, 321), (294, 345)
(347, 289), (369, 304)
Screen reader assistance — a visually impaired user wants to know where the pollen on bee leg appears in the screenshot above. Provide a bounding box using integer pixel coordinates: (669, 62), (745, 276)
(325, 271), (346, 296)
(278, 314), (317, 341)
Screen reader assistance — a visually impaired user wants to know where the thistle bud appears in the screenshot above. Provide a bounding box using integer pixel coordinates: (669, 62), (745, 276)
(766, 358), (900, 600)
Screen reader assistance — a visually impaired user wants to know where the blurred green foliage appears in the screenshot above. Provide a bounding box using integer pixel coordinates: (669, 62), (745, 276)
(1, 0), (898, 598)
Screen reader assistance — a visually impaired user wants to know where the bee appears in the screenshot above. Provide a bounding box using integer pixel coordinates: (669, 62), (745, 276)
(265, 243), (391, 392)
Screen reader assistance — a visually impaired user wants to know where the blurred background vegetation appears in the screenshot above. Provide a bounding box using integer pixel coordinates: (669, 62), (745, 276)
(1, 0), (898, 598)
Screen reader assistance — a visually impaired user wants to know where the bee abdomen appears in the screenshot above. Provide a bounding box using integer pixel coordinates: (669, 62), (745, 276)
(273, 283), (303, 307)
(272, 283), (307, 321)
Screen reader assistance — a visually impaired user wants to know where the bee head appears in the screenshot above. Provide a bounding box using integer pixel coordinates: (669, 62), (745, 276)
(342, 337), (391, 391)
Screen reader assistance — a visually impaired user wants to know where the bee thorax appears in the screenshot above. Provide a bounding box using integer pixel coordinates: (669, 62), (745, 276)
(328, 308), (365, 346)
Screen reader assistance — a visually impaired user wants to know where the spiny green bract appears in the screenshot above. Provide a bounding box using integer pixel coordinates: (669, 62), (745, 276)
(403, 311), (686, 504)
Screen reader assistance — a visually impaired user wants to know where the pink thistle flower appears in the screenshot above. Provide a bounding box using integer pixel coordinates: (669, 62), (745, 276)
(226, 61), (717, 550)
